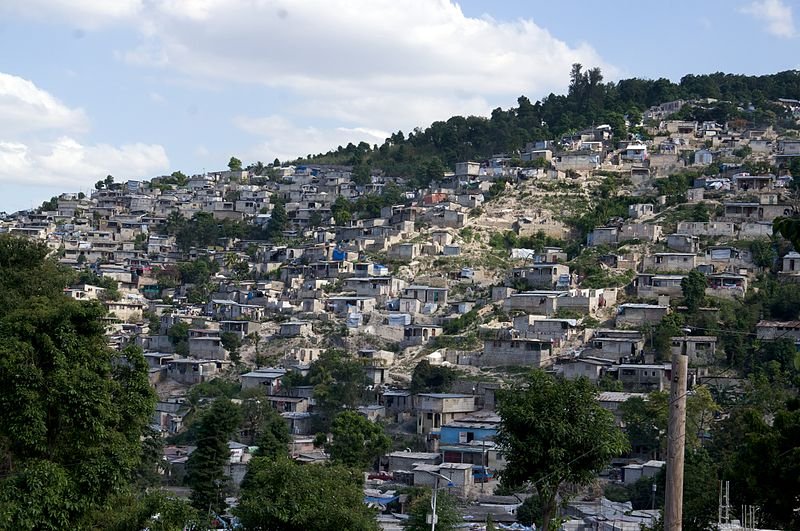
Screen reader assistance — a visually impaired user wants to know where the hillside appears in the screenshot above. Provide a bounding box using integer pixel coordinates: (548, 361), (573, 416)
(293, 68), (800, 179)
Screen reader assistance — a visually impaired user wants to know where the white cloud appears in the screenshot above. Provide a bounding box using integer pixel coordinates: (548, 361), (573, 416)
(126, 0), (612, 159)
(0, 72), (169, 192)
(3, 1), (616, 162)
(740, 0), (796, 38)
(1, 0), (143, 28)
(233, 114), (388, 162)
(0, 137), (169, 188)
(149, 91), (166, 104)
(0, 73), (88, 135)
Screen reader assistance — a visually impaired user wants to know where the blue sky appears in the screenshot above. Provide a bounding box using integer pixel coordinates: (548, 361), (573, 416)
(0, 0), (798, 213)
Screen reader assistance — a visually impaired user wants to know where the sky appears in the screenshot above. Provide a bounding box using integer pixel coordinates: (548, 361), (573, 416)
(0, 0), (798, 213)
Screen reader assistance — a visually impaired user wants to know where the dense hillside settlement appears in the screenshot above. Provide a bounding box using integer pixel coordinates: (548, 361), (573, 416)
(2, 70), (800, 530)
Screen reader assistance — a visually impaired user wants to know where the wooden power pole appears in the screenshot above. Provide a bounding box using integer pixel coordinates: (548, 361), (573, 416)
(664, 340), (689, 530)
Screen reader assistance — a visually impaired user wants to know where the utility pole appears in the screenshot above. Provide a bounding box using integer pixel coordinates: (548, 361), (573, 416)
(664, 337), (689, 531)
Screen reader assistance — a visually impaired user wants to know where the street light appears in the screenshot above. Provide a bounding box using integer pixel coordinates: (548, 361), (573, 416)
(422, 469), (454, 531)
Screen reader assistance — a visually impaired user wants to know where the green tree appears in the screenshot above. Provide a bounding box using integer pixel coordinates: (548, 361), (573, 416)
(650, 312), (685, 360)
(681, 449), (720, 531)
(0, 237), (155, 529)
(228, 156), (243, 171)
(238, 391), (291, 455)
(167, 320), (190, 354)
(266, 197), (288, 237)
(80, 490), (204, 531)
(681, 270), (707, 313)
(621, 387), (718, 458)
(749, 239), (776, 269)
(309, 210), (324, 227)
(309, 349), (367, 426)
(404, 489), (461, 531)
(326, 411), (390, 469)
(352, 162), (371, 186)
(0, 235), (75, 309)
(620, 395), (664, 459)
(40, 195), (58, 211)
(220, 331), (241, 363)
(713, 405), (800, 529)
(496, 371), (628, 531)
(332, 196), (353, 226)
(410, 359), (457, 393)
(187, 378), (241, 407)
(186, 399), (242, 514)
(597, 374), (624, 392)
(516, 493), (549, 527)
(235, 457), (378, 530)
(690, 202), (710, 222)
(170, 170), (189, 186)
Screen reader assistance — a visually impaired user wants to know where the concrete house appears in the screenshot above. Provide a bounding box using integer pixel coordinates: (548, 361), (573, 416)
(385, 451), (441, 472)
(481, 337), (554, 367)
(326, 295), (377, 315)
(622, 143), (648, 163)
(403, 324), (443, 346)
(616, 304), (669, 327)
(65, 283), (106, 301)
(241, 368), (287, 393)
(511, 264), (570, 289)
(587, 226), (619, 246)
(401, 285), (448, 305)
(360, 349), (395, 385)
(706, 273), (748, 299)
(676, 221), (736, 238)
(560, 357), (614, 383)
(732, 173), (775, 192)
(341, 276), (405, 301)
(219, 320), (261, 340)
(670, 336), (717, 365)
(628, 204), (654, 219)
(780, 251), (800, 279)
(381, 390), (413, 421)
(645, 252), (697, 272)
(279, 321), (313, 337)
(619, 223), (662, 242)
(388, 242), (421, 260)
(618, 363), (670, 392)
(105, 300), (146, 322)
(635, 274), (686, 301)
(597, 391), (647, 427)
(166, 359), (226, 385)
(623, 460), (666, 485)
(756, 320), (800, 342)
(188, 332), (226, 360)
(512, 316), (580, 344)
(556, 151), (601, 171)
(588, 332), (644, 362)
(722, 202), (762, 221)
(415, 393), (478, 435)
(666, 234), (700, 253)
